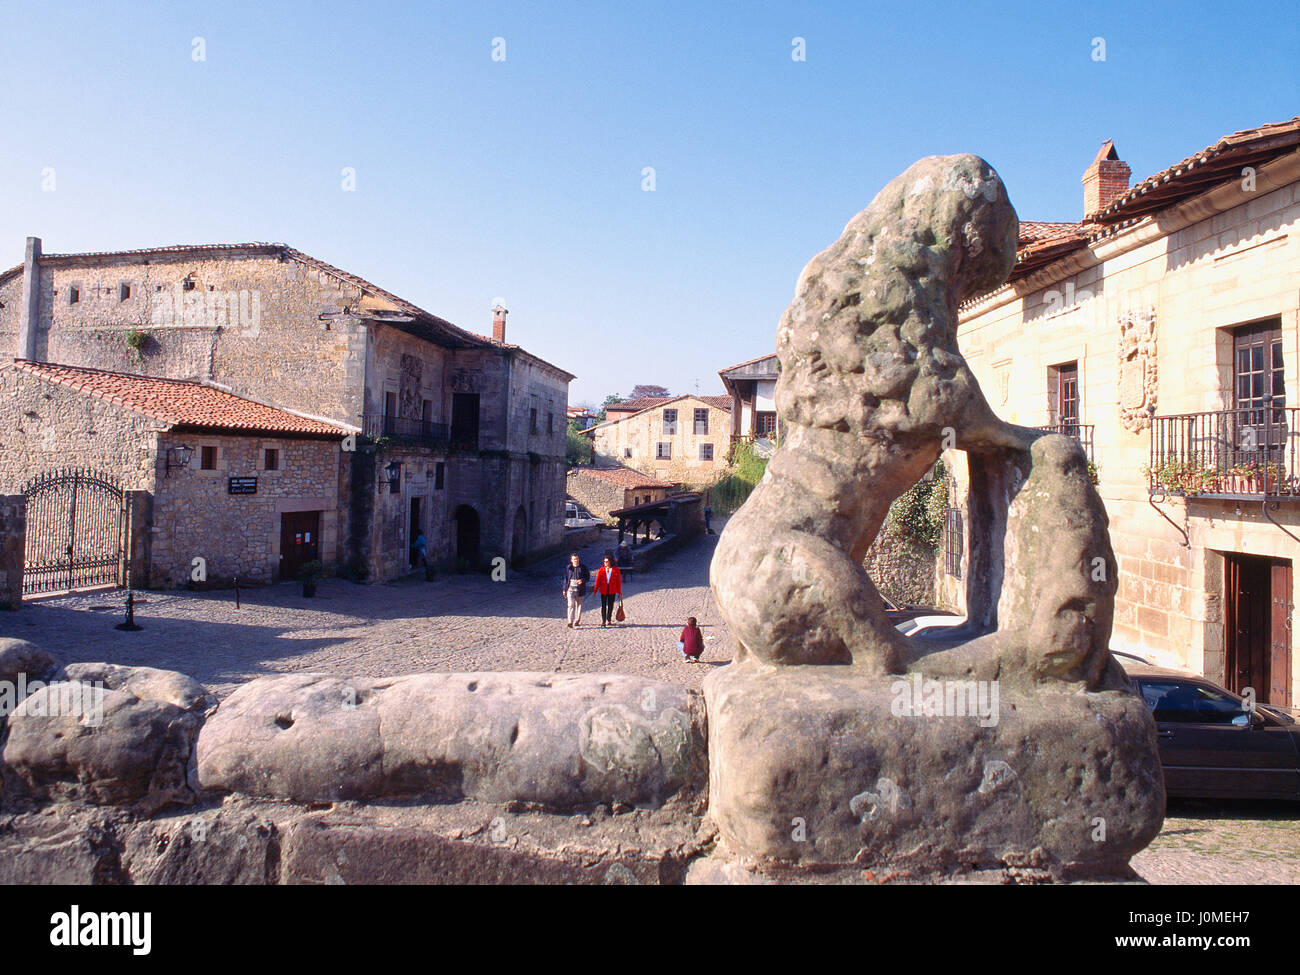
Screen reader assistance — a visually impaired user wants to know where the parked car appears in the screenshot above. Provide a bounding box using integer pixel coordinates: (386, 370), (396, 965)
(1121, 662), (1300, 800)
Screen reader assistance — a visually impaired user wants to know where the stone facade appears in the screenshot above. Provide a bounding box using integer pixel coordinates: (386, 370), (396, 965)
(588, 396), (731, 481)
(862, 532), (936, 608)
(0, 363), (344, 587)
(0, 243), (574, 586)
(946, 131), (1300, 700)
(566, 468), (675, 523)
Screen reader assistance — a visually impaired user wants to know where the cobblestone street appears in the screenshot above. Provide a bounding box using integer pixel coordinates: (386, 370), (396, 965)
(2, 524), (1297, 885)
(0, 528), (732, 699)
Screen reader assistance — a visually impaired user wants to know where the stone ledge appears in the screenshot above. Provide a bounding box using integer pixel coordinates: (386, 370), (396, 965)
(703, 660), (1165, 881)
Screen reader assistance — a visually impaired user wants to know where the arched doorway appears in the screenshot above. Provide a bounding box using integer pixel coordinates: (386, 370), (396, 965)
(453, 505), (480, 568)
(511, 506), (528, 567)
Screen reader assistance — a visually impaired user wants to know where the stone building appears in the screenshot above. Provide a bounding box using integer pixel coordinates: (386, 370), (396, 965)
(565, 466), (677, 523)
(586, 394), (731, 480)
(943, 116), (1300, 706)
(718, 354), (784, 443)
(0, 241), (573, 587)
(0, 360), (347, 588)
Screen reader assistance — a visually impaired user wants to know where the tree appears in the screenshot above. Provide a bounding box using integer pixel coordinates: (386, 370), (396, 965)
(630, 384), (670, 399)
(566, 420), (593, 465)
(597, 393), (624, 423)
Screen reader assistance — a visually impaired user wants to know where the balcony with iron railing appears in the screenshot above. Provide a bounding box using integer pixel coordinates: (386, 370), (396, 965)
(362, 413), (463, 449)
(1149, 405), (1298, 499)
(1033, 421), (1095, 463)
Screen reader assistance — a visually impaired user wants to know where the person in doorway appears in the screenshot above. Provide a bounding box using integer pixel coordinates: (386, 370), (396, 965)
(593, 555), (623, 628)
(704, 504), (713, 534)
(411, 531), (428, 568)
(679, 616), (704, 662)
(562, 552), (590, 628)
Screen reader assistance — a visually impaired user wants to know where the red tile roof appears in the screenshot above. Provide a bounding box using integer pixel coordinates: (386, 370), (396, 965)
(11, 361), (349, 437)
(567, 466), (677, 489)
(605, 396), (673, 413)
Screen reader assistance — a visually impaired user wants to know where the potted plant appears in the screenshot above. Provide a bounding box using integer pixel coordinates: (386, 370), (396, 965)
(125, 329), (149, 362)
(297, 559), (324, 597)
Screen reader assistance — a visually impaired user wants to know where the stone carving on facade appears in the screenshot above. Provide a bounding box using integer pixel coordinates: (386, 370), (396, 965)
(1117, 307), (1157, 432)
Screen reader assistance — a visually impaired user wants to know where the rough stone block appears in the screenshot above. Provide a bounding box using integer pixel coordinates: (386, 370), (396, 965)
(2, 684), (201, 809)
(703, 661), (1164, 880)
(196, 672), (706, 808)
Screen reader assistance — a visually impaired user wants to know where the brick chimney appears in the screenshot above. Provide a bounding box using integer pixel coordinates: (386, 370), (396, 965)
(17, 236), (42, 361)
(1082, 140), (1131, 218)
(490, 299), (507, 343)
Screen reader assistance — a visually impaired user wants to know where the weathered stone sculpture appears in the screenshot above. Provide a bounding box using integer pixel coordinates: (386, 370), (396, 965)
(703, 155), (1164, 882)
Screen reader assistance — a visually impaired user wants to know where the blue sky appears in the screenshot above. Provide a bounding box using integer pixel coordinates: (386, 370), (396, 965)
(2, 1), (1296, 405)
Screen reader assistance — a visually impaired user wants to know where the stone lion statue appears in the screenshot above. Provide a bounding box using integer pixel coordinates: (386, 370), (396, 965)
(710, 154), (1120, 689)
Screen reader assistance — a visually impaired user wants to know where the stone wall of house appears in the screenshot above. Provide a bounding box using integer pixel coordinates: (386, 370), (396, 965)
(0, 249), (369, 423)
(591, 399), (730, 478)
(952, 154), (1300, 684)
(863, 532), (937, 608)
(0, 494), (24, 609)
(0, 366), (160, 493)
(148, 432), (341, 587)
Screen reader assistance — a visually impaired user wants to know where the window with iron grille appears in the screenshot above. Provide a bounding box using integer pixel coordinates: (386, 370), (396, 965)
(264, 448), (279, 471)
(663, 409), (677, 435)
(943, 507), (963, 579)
(694, 409), (708, 434)
(201, 445), (217, 470)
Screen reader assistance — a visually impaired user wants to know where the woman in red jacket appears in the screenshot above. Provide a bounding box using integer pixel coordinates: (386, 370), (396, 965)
(593, 555), (623, 628)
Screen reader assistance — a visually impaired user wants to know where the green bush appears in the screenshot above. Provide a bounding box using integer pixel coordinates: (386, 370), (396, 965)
(883, 464), (950, 550)
(710, 440), (768, 514)
(566, 421), (593, 465)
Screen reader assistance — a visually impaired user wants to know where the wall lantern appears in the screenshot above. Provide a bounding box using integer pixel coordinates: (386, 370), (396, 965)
(165, 444), (194, 477)
(383, 460), (401, 494)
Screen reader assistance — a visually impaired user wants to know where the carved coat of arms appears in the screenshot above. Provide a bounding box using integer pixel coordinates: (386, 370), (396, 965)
(1117, 308), (1157, 432)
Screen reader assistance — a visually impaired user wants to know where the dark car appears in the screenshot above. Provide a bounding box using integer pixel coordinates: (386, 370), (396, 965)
(1122, 662), (1300, 800)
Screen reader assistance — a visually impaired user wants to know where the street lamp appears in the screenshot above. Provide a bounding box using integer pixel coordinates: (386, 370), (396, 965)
(165, 444), (194, 477)
(383, 460), (401, 493)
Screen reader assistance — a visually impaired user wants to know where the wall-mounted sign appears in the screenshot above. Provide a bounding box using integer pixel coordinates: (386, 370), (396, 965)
(228, 476), (258, 495)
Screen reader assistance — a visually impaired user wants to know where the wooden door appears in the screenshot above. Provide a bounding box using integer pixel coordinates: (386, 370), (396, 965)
(1225, 553), (1270, 700)
(280, 511), (320, 582)
(1271, 561), (1293, 707)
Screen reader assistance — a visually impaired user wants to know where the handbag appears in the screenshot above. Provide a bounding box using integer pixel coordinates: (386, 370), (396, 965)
(615, 602), (626, 622)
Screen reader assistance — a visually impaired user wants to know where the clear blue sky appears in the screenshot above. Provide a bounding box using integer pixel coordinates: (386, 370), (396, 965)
(2, 1), (1296, 406)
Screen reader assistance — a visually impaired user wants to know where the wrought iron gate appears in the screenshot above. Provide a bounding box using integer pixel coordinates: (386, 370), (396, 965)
(22, 468), (127, 596)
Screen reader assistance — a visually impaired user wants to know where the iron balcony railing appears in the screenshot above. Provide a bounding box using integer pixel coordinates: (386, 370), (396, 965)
(1149, 405), (1298, 499)
(362, 414), (451, 447)
(1033, 421), (1095, 463)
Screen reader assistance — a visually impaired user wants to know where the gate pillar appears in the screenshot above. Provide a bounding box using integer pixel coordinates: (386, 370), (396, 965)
(0, 495), (24, 610)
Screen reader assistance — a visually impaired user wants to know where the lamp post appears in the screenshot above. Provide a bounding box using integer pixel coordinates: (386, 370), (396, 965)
(383, 460), (401, 494)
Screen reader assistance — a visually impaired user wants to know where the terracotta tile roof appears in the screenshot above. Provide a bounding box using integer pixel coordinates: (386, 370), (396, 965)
(992, 116), (1300, 291)
(607, 394), (731, 413)
(1090, 116), (1300, 224)
(10, 361), (349, 437)
(719, 352), (779, 374)
(567, 466), (677, 489)
(605, 396), (673, 413)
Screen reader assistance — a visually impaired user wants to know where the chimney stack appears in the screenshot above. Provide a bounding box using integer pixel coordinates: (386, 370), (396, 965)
(18, 236), (42, 361)
(1082, 140), (1131, 218)
(491, 298), (508, 343)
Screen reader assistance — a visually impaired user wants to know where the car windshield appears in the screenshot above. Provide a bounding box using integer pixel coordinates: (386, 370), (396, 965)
(1140, 680), (1246, 724)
